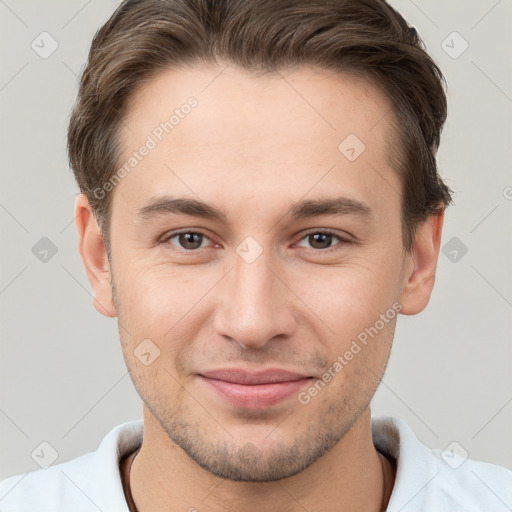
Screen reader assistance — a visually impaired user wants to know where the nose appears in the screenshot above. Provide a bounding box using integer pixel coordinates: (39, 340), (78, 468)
(213, 247), (298, 350)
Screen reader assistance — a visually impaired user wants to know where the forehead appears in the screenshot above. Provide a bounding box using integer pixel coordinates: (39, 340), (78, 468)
(113, 63), (400, 224)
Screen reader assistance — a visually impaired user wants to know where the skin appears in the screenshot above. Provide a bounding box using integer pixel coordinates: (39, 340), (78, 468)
(75, 62), (444, 512)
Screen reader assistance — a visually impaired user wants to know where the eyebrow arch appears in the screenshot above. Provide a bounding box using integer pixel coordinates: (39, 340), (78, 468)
(137, 196), (229, 224)
(136, 194), (373, 224)
(289, 196), (373, 219)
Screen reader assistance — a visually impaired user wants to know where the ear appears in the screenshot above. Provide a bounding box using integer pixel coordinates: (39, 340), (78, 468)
(74, 194), (117, 318)
(399, 210), (445, 315)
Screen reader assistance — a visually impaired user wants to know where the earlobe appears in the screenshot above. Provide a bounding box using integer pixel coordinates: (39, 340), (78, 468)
(74, 194), (117, 318)
(399, 210), (445, 315)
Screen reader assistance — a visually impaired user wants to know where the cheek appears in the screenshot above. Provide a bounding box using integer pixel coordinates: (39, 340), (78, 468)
(293, 256), (400, 340)
(115, 237), (402, 353)
(117, 264), (196, 327)
(115, 266), (214, 369)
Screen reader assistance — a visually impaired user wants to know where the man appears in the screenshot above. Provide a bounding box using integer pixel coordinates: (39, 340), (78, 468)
(1, 0), (510, 510)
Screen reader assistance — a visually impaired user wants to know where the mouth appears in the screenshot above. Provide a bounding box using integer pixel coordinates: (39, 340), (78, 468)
(197, 368), (314, 409)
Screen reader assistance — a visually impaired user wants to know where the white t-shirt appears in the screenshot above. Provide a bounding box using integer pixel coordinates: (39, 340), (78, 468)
(0, 416), (510, 511)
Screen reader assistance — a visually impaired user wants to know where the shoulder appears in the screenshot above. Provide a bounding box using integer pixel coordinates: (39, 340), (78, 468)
(431, 452), (512, 511)
(0, 451), (96, 512)
(0, 420), (143, 512)
(372, 415), (512, 512)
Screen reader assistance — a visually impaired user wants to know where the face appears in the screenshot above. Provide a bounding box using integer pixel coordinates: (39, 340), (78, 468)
(78, 62), (440, 482)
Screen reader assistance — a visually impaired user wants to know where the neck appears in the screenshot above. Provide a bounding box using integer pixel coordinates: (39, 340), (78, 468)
(128, 406), (393, 512)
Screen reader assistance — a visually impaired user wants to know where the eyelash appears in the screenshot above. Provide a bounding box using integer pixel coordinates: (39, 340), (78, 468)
(160, 229), (353, 254)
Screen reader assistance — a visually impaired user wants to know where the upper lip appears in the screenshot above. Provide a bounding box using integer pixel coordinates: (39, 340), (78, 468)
(199, 368), (312, 385)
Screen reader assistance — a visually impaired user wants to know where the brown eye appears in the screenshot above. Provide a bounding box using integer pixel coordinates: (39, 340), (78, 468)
(164, 231), (210, 250)
(308, 233), (335, 250)
(296, 230), (351, 252)
(178, 232), (203, 250)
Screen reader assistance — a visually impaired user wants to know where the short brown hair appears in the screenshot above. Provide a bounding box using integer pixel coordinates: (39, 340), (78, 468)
(67, 0), (453, 256)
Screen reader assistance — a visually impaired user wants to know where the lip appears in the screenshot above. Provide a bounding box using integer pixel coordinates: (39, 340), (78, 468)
(197, 368), (314, 409)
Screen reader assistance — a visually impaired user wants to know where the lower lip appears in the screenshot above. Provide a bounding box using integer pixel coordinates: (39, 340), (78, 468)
(199, 376), (313, 409)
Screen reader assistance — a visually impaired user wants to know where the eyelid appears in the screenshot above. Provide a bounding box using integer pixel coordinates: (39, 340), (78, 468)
(293, 228), (353, 252)
(298, 227), (353, 241)
(160, 228), (219, 250)
(160, 227), (353, 253)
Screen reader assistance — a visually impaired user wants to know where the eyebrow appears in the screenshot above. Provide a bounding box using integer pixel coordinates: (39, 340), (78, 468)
(136, 194), (373, 224)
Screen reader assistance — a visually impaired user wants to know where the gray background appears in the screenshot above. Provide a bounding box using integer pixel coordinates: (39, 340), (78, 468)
(1, 0), (511, 480)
